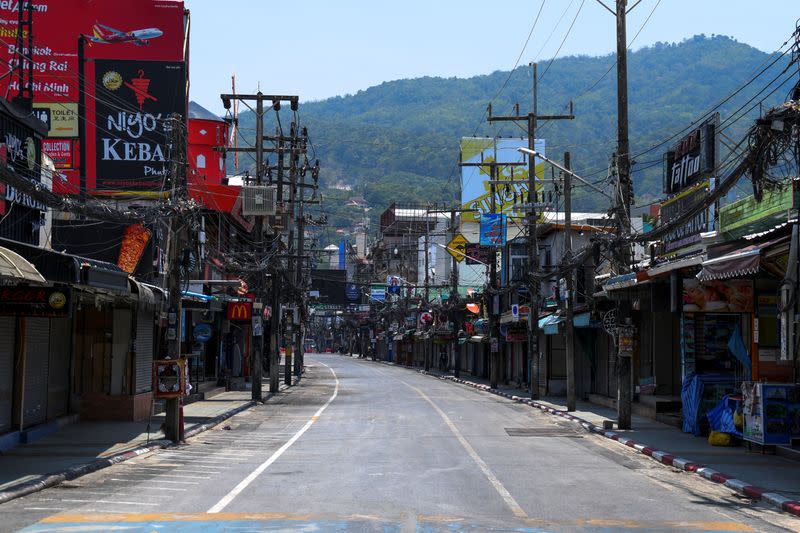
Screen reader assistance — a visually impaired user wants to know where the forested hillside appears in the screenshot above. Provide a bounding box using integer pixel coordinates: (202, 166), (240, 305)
(234, 35), (789, 234)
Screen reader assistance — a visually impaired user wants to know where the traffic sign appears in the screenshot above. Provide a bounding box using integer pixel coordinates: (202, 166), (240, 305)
(447, 233), (469, 262)
(511, 304), (519, 322)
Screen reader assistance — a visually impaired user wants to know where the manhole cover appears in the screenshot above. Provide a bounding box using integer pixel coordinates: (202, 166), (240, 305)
(505, 427), (582, 438)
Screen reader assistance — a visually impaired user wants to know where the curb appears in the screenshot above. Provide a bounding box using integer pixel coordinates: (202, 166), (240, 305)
(374, 360), (800, 519)
(0, 399), (258, 506)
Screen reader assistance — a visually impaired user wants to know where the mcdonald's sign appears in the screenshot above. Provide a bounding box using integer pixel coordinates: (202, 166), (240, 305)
(227, 301), (252, 321)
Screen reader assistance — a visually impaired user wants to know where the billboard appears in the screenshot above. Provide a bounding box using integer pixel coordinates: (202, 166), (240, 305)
(0, 1), (185, 103)
(91, 60), (186, 192)
(460, 137), (545, 223)
(0, 1), (187, 195)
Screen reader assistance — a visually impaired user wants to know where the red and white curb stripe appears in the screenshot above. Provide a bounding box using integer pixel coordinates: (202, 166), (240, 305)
(405, 367), (800, 519)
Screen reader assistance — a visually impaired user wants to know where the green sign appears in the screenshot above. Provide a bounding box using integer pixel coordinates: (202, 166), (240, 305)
(719, 185), (792, 238)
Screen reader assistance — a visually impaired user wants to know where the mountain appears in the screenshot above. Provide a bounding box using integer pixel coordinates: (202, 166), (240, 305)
(233, 35), (789, 236)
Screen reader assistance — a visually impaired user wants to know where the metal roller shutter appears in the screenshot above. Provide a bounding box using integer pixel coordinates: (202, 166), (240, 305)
(47, 318), (72, 419)
(135, 310), (154, 393)
(23, 317), (50, 428)
(0, 317), (15, 432)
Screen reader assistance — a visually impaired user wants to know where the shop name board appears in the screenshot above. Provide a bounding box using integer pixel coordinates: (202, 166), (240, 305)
(0, 285), (71, 317)
(660, 181), (708, 253)
(663, 115), (717, 195)
(226, 301), (252, 321)
(4, 183), (47, 211)
(719, 184), (792, 237)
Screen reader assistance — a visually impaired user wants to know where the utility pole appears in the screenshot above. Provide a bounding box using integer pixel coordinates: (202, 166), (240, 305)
(218, 93), (301, 395)
(251, 93), (264, 403)
(450, 206), (461, 378)
(487, 62), (574, 399)
(563, 152), (576, 412)
(593, 0), (637, 429)
(164, 113), (186, 442)
(488, 165), (499, 388)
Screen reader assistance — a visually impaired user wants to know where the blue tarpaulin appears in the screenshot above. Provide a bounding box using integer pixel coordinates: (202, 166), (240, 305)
(706, 395), (742, 437)
(728, 324), (752, 380)
(682, 373), (739, 436)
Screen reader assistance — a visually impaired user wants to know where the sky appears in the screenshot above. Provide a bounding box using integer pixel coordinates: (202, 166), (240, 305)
(186, 0), (800, 114)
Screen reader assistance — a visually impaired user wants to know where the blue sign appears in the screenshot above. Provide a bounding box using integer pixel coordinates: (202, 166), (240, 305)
(370, 285), (386, 302)
(480, 213), (507, 246)
(193, 323), (213, 343)
(338, 240), (346, 270)
(345, 283), (360, 301)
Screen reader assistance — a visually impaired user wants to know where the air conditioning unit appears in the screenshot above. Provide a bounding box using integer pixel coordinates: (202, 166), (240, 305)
(241, 186), (276, 216)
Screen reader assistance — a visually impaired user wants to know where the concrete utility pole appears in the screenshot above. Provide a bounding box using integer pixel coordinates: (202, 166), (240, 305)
(164, 113), (186, 442)
(487, 62), (574, 399)
(563, 152), (576, 412)
(450, 207), (460, 378)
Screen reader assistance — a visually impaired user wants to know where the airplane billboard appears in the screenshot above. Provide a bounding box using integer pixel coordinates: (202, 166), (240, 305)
(0, 0), (186, 195)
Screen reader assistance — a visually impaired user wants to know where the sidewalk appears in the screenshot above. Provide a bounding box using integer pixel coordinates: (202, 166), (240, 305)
(413, 367), (800, 515)
(0, 390), (255, 502)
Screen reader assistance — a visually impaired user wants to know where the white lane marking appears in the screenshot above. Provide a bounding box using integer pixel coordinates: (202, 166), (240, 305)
(109, 478), (198, 485)
(24, 507), (65, 511)
(207, 361), (340, 513)
(110, 473), (211, 480)
(403, 381), (528, 519)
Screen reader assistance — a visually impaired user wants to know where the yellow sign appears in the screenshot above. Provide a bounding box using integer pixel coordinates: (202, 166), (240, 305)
(32, 103), (79, 137)
(447, 233), (469, 262)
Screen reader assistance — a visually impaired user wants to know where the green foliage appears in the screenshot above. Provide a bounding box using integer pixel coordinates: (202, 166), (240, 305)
(235, 35), (787, 240)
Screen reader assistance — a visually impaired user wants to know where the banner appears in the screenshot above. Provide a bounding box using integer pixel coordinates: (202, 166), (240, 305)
(682, 279), (753, 313)
(480, 213), (506, 246)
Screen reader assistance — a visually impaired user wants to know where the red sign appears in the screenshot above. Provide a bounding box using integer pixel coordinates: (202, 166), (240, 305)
(226, 302), (252, 321)
(0, 1), (185, 103)
(153, 358), (185, 398)
(0, 1), (186, 196)
(42, 138), (76, 169)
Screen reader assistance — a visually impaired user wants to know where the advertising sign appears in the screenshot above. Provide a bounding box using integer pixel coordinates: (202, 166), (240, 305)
(0, 1), (186, 103)
(226, 301), (253, 321)
(42, 138), (76, 169)
(660, 180), (709, 253)
(91, 60), (186, 193)
(345, 283), (360, 301)
(0, 1), (187, 195)
(0, 285), (71, 317)
(460, 137), (545, 223)
(663, 115), (717, 195)
(465, 243), (491, 265)
(117, 223), (151, 274)
(682, 279), (754, 313)
(153, 358), (185, 398)
(193, 323), (213, 343)
(480, 213), (506, 246)
(33, 103), (79, 137)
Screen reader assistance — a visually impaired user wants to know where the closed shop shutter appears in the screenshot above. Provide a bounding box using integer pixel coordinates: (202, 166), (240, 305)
(23, 317), (50, 427)
(135, 310), (154, 393)
(47, 318), (72, 419)
(0, 317), (15, 433)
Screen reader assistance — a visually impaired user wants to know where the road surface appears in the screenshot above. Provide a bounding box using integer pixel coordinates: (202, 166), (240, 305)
(2, 353), (797, 532)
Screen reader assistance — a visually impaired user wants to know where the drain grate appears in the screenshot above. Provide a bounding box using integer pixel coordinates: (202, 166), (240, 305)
(505, 427), (582, 438)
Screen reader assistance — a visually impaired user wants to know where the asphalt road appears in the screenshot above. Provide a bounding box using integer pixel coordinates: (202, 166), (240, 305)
(2, 353), (799, 532)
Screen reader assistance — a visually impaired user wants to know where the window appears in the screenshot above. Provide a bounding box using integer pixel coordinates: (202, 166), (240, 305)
(197, 154), (206, 169)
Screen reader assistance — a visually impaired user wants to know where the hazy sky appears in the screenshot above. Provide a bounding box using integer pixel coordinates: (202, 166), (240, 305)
(187, 0), (800, 113)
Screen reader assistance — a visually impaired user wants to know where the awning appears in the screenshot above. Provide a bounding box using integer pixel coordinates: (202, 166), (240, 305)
(0, 237), (128, 293)
(539, 314), (564, 335)
(129, 279), (164, 312)
(696, 236), (789, 281)
(602, 272), (638, 291)
(647, 255), (704, 277)
(0, 246), (45, 284)
(574, 312), (600, 328)
(469, 335), (487, 343)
